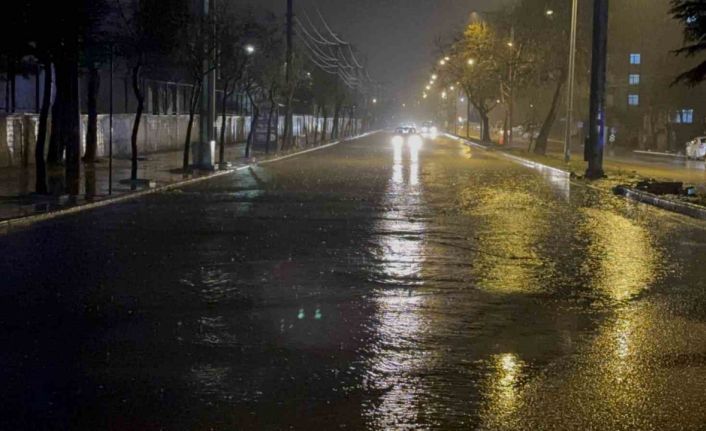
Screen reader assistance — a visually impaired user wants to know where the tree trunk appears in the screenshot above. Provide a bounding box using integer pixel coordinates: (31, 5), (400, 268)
(331, 103), (341, 140)
(245, 90), (258, 158)
(218, 80), (231, 165)
(534, 77), (565, 155)
(480, 111), (491, 142)
(131, 64), (144, 181)
(466, 98), (471, 138)
(35, 59), (52, 194)
(265, 88), (276, 154)
(313, 105), (320, 145)
(9, 54), (16, 113)
(83, 64), (100, 163)
(57, 41), (81, 194)
(321, 107), (328, 142)
(183, 81), (200, 170)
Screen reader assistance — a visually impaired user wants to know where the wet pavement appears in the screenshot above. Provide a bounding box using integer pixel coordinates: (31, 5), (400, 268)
(1, 132), (705, 430)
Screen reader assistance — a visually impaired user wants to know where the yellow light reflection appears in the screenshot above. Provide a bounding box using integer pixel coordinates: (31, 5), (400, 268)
(479, 353), (526, 429)
(581, 208), (658, 301)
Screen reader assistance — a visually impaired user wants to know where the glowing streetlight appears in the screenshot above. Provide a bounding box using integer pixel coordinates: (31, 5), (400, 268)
(467, 58), (476, 66)
(545, 9), (554, 17)
(431, 74), (438, 80)
(441, 91), (447, 99)
(426, 85), (431, 90)
(439, 59), (446, 66)
(245, 44), (255, 54)
(444, 56), (450, 61)
(507, 41), (514, 48)
(450, 85), (455, 91)
(372, 98), (377, 104)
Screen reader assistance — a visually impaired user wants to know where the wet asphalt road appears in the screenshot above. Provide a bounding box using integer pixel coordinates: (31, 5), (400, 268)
(1, 133), (706, 430)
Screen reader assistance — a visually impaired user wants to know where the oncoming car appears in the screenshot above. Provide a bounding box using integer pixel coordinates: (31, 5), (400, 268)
(395, 126), (417, 135)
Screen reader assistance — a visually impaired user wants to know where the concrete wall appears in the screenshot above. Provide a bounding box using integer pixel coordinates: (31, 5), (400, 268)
(0, 113), (361, 168)
(0, 114), (251, 167)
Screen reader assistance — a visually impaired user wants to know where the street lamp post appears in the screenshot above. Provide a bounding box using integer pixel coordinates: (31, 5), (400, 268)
(586, 0), (608, 179)
(563, 0), (579, 163)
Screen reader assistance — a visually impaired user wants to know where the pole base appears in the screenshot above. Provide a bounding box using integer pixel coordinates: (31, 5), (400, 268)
(585, 169), (605, 180)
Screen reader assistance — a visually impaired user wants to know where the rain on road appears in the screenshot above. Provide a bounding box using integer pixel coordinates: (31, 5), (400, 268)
(1, 133), (705, 430)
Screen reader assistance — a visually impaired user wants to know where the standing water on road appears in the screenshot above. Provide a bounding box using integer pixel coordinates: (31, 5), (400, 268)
(1, 134), (705, 430)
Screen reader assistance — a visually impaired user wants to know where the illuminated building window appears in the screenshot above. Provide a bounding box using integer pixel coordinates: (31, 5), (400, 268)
(628, 94), (639, 106)
(674, 109), (694, 124)
(629, 53), (641, 65)
(629, 74), (640, 85)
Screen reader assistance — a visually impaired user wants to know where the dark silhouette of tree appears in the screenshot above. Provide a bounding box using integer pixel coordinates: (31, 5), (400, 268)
(671, 0), (706, 85)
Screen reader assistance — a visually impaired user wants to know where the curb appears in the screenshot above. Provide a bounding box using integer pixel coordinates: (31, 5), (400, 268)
(0, 131), (378, 234)
(444, 133), (571, 178)
(633, 150), (686, 160)
(443, 132), (706, 220)
(613, 186), (706, 220)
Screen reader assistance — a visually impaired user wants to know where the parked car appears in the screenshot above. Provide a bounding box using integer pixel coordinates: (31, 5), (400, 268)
(685, 136), (706, 160)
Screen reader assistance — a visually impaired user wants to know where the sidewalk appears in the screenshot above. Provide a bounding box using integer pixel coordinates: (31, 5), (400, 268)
(0, 143), (247, 225)
(451, 131), (706, 220)
(457, 131), (706, 189)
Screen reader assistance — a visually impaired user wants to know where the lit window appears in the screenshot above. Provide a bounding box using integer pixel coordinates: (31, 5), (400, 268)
(629, 53), (641, 65)
(628, 94), (639, 106)
(675, 109), (694, 124)
(629, 74), (640, 85)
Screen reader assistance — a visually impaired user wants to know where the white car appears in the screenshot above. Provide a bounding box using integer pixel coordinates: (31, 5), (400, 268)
(686, 137), (706, 160)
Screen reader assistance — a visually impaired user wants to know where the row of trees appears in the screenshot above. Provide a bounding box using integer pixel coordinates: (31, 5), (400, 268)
(0, 0), (372, 195)
(430, 0), (588, 155)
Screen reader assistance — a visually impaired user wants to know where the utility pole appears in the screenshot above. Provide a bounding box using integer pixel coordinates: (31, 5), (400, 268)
(198, 0), (216, 169)
(563, 0), (578, 163)
(284, 0), (294, 149)
(586, 0), (609, 179)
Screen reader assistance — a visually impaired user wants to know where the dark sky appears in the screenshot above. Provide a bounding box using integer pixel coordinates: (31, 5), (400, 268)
(237, 0), (501, 98)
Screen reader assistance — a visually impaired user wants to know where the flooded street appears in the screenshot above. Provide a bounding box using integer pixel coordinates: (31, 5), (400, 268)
(1, 133), (705, 430)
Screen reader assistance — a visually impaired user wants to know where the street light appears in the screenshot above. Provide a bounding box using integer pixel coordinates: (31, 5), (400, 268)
(545, 9), (554, 17)
(439, 59), (446, 66)
(372, 98), (377, 104)
(245, 44), (255, 54)
(431, 74), (437, 80)
(564, 0), (579, 163)
(467, 58), (476, 66)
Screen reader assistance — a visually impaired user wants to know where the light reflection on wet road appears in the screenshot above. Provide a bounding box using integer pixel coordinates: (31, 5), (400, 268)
(1, 133), (706, 430)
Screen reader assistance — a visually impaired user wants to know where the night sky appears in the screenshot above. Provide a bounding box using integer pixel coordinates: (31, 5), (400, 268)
(238, 0), (501, 98)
